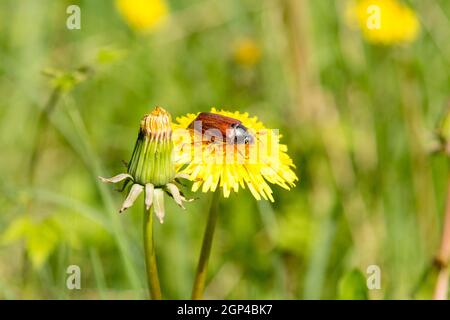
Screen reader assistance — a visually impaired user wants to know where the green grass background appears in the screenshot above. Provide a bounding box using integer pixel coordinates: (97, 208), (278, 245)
(0, 0), (449, 299)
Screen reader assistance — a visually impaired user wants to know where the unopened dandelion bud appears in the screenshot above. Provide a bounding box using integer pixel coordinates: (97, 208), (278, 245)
(128, 106), (176, 187)
(100, 106), (192, 220)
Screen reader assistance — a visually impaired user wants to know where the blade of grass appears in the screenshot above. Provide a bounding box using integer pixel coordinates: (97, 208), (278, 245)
(257, 200), (288, 299)
(89, 248), (108, 300)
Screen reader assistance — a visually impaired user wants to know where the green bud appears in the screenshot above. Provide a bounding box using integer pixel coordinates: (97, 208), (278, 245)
(127, 106), (176, 186)
(99, 106), (193, 219)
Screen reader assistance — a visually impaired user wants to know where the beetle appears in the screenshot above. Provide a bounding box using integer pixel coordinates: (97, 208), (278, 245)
(188, 112), (254, 145)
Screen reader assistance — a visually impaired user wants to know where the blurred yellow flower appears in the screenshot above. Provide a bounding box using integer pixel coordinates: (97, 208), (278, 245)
(173, 108), (298, 202)
(348, 0), (420, 45)
(116, 0), (169, 32)
(233, 38), (262, 67)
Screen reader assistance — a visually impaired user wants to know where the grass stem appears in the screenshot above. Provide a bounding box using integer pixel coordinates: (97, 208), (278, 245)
(28, 87), (62, 182)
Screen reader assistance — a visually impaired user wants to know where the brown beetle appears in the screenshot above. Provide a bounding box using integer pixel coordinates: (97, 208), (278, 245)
(188, 112), (254, 145)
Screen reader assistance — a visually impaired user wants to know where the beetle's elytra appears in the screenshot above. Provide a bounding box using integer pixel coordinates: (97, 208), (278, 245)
(188, 112), (254, 145)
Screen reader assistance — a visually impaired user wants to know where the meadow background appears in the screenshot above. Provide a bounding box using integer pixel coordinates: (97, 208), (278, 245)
(0, 0), (450, 299)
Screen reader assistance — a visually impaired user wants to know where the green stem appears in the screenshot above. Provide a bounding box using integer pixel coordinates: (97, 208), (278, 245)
(192, 190), (220, 300)
(143, 206), (162, 300)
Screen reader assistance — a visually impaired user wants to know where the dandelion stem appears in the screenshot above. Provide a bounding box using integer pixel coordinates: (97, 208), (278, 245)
(143, 205), (162, 300)
(434, 175), (450, 300)
(192, 190), (220, 299)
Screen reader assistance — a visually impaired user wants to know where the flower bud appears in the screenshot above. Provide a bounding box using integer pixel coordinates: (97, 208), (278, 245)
(127, 106), (176, 186)
(100, 106), (192, 218)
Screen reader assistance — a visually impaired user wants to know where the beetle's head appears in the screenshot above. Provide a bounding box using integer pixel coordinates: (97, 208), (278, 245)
(230, 124), (254, 145)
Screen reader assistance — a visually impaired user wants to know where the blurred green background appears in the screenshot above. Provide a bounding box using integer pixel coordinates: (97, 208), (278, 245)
(0, 0), (450, 299)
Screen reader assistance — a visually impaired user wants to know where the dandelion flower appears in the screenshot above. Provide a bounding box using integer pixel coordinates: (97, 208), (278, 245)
(115, 0), (169, 32)
(173, 108), (298, 202)
(347, 0), (420, 45)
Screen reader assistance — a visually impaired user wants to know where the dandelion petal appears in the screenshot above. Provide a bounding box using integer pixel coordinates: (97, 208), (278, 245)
(175, 173), (191, 180)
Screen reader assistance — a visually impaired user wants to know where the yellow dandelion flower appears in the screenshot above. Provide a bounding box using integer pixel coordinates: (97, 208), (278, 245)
(116, 0), (169, 32)
(173, 108), (298, 202)
(347, 0), (420, 45)
(232, 38), (262, 67)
